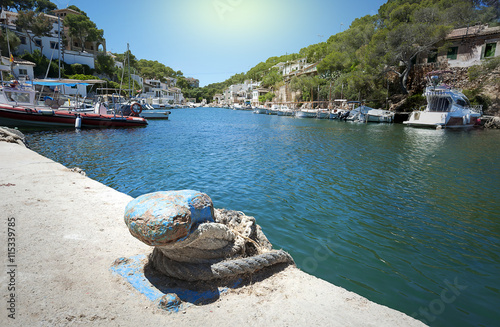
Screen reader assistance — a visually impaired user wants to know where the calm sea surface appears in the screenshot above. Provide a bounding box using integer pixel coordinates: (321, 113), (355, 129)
(25, 108), (500, 326)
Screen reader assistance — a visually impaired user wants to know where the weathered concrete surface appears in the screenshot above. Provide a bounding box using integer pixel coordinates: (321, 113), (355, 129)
(0, 142), (426, 327)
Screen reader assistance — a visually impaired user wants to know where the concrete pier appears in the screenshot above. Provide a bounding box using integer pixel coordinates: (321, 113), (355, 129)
(0, 141), (425, 326)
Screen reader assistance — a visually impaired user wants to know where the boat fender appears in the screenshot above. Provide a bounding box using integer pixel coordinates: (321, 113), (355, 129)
(75, 114), (82, 129)
(466, 114), (470, 124)
(130, 102), (142, 116)
(463, 116), (467, 125)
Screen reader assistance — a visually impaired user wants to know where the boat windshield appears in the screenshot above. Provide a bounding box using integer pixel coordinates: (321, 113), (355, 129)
(456, 97), (470, 108)
(4, 91), (32, 104)
(428, 96), (451, 112)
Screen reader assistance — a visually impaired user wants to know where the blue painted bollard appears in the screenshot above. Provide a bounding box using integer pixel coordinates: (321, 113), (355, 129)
(124, 190), (214, 246)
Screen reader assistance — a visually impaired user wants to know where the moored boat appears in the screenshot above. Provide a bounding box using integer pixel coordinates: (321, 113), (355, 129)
(316, 109), (330, 119)
(253, 106), (267, 114)
(329, 108), (348, 119)
(295, 108), (318, 118)
(404, 71), (482, 129)
(0, 82), (147, 128)
(267, 104), (279, 115)
(366, 109), (394, 123)
(277, 105), (294, 116)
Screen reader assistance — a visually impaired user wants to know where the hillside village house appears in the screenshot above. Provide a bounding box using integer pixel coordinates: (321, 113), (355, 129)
(213, 93), (224, 105)
(418, 24), (500, 67)
(222, 80), (261, 106)
(0, 56), (36, 81)
(273, 58), (308, 76)
(273, 58), (319, 80)
(53, 8), (106, 58)
(252, 88), (270, 106)
(138, 78), (184, 106)
(0, 9), (105, 69)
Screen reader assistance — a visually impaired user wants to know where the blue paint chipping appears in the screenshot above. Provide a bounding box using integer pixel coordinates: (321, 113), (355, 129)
(110, 255), (241, 312)
(124, 190), (215, 245)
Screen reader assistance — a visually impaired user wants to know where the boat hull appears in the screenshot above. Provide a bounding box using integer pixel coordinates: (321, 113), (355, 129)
(253, 108), (267, 114)
(277, 110), (294, 116)
(0, 105), (148, 128)
(295, 110), (317, 118)
(404, 111), (479, 129)
(139, 110), (170, 120)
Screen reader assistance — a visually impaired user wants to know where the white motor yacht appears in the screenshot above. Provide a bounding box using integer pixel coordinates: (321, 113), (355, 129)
(404, 71), (482, 129)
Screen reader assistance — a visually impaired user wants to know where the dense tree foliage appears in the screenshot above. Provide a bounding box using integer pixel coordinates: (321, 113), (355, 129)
(95, 54), (116, 79)
(63, 7), (103, 52)
(0, 28), (20, 53)
(0, 0), (57, 12)
(135, 59), (180, 81)
(15, 10), (53, 53)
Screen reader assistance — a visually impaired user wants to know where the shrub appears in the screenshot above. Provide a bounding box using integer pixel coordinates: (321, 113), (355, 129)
(398, 94), (426, 112)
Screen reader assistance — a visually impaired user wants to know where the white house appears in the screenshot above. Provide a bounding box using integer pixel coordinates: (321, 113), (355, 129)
(0, 9), (103, 71)
(223, 80), (261, 105)
(252, 88), (270, 106)
(273, 58), (308, 76)
(138, 78), (184, 106)
(130, 73), (143, 88)
(1, 56), (36, 81)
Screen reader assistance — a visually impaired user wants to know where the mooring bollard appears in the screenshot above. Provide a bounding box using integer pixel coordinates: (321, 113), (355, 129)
(124, 190), (294, 282)
(124, 190), (215, 246)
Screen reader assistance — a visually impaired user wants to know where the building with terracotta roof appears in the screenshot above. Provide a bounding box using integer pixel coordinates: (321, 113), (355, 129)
(0, 56), (36, 81)
(417, 24), (500, 68)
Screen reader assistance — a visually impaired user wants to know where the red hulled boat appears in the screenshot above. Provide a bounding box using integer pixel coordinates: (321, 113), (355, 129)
(0, 82), (148, 129)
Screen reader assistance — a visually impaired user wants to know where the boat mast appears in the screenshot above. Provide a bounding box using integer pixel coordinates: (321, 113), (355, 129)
(127, 43), (131, 100)
(58, 15), (61, 79)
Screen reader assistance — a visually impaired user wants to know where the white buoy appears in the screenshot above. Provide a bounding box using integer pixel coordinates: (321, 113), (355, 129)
(75, 115), (82, 129)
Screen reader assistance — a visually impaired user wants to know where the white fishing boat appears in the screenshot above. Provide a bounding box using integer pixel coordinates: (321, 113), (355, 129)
(295, 108), (317, 118)
(253, 106), (267, 114)
(267, 104), (279, 115)
(404, 71), (482, 129)
(316, 109), (330, 119)
(139, 108), (171, 119)
(241, 103), (253, 110)
(366, 109), (394, 123)
(277, 105), (294, 116)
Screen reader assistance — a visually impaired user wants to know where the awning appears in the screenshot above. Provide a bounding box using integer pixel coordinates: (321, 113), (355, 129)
(33, 78), (106, 87)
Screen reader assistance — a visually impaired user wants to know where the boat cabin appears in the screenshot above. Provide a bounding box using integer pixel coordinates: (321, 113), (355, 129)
(425, 87), (473, 113)
(0, 83), (36, 107)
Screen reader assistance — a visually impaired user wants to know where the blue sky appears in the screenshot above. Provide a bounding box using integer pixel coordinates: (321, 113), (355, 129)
(55, 0), (387, 86)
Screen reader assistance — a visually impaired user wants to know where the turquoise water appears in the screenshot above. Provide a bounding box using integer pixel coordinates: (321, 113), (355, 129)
(26, 108), (500, 326)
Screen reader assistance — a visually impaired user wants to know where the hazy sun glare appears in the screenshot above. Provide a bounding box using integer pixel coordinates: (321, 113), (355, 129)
(168, 0), (297, 43)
